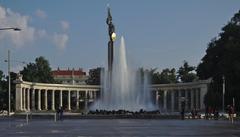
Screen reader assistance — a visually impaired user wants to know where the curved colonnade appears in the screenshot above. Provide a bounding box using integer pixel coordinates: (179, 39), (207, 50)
(15, 79), (210, 112)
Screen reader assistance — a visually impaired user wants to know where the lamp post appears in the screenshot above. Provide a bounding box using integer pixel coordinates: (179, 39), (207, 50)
(1, 27), (21, 116)
(4, 51), (25, 116)
(0, 27), (21, 31)
(222, 76), (225, 112)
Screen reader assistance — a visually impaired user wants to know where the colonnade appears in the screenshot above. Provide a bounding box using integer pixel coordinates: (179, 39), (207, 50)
(15, 77), (210, 112)
(154, 88), (206, 112)
(152, 80), (209, 112)
(15, 80), (99, 111)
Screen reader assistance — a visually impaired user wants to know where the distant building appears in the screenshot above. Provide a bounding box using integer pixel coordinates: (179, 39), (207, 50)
(52, 68), (88, 85)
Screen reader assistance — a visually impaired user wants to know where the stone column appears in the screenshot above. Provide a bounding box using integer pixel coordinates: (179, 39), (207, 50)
(91, 91), (93, 99)
(68, 90), (71, 110)
(52, 90), (55, 110)
(15, 85), (22, 111)
(163, 90), (167, 110)
(31, 89), (35, 110)
(196, 89), (199, 109)
(84, 90), (88, 110)
(155, 90), (159, 107)
(171, 90), (175, 112)
(178, 90), (181, 111)
(200, 86), (207, 110)
(185, 89), (188, 111)
(27, 88), (30, 111)
(76, 91), (79, 110)
(59, 90), (63, 107)
(94, 91), (97, 99)
(23, 88), (26, 110)
(44, 90), (48, 110)
(38, 90), (41, 110)
(191, 89), (194, 109)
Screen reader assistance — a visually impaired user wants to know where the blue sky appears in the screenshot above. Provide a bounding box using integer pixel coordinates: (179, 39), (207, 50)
(0, 0), (240, 74)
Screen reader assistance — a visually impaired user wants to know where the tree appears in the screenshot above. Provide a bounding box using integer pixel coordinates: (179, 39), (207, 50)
(139, 67), (177, 84)
(20, 56), (54, 83)
(0, 70), (4, 81)
(0, 70), (7, 110)
(197, 10), (240, 110)
(0, 70), (17, 110)
(177, 61), (198, 82)
(86, 67), (103, 85)
(159, 68), (177, 84)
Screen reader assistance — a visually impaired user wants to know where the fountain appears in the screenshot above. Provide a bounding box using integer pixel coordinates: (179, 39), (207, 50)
(91, 36), (156, 111)
(90, 7), (156, 111)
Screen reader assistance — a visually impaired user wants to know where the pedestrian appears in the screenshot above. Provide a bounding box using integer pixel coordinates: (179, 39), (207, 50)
(191, 109), (195, 119)
(205, 106), (209, 120)
(214, 109), (219, 120)
(57, 107), (61, 121)
(59, 106), (64, 121)
(228, 105), (234, 123)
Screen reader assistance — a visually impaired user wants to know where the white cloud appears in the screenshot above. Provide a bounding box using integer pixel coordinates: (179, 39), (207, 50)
(60, 20), (69, 31)
(35, 9), (47, 19)
(0, 5), (68, 50)
(53, 33), (69, 49)
(0, 5), (40, 47)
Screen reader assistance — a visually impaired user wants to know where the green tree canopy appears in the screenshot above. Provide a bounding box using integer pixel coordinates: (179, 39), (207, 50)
(86, 67), (103, 85)
(0, 71), (17, 110)
(139, 67), (177, 84)
(177, 61), (198, 83)
(0, 70), (7, 110)
(20, 56), (54, 83)
(159, 68), (177, 84)
(0, 70), (4, 81)
(197, 10), (240, 110)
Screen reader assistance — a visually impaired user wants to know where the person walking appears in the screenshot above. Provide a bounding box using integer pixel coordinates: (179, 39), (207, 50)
(59, 106), (64, 121)
(228, 105), (234, 124)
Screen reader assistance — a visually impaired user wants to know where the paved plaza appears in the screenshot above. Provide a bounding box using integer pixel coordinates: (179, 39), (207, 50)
(0, 118), (240, 137)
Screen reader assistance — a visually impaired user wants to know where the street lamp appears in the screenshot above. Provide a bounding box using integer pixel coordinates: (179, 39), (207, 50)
(222, 76), (225, 112)
(0, 27), (21, 31)
(4, 51), (26, 116)
(1, 27), (21, 116)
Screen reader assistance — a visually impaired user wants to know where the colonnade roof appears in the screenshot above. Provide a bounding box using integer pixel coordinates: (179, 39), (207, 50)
(16, 79), (211, 91)
(151, 79), (211, 90)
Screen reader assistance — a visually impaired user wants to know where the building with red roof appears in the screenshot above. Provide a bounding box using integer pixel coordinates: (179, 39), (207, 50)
(52, 68), (88, 85)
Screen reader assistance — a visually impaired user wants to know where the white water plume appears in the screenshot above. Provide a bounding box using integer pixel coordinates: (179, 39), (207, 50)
(91, 36), (156, 111)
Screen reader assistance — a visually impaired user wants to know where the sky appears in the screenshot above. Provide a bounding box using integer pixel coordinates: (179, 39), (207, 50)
(0, 0), (240, 75)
